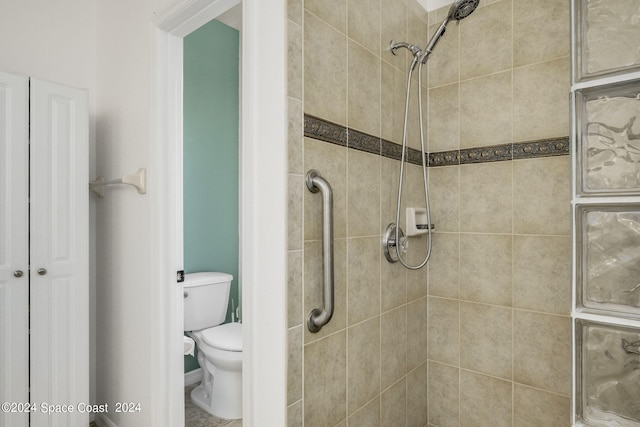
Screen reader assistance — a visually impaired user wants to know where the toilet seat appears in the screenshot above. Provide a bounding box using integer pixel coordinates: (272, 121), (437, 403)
(201, 322), (242, 352)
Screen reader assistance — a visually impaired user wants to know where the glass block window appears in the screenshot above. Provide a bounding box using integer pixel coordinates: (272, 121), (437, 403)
(576, 205), (640, 318)
(576, 80), (640, 196)
(576, 320), (640, 426)
(574, 0), (640, 81)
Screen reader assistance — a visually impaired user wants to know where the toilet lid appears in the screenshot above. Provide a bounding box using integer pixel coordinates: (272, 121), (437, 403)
(201, 322), (242, 352)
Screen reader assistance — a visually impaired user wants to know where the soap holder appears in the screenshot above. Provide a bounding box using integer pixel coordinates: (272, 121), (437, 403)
(406, 207), (434, 236)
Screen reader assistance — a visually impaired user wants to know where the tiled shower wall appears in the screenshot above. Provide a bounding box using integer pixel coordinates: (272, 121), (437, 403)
(425, 0), (572, 426)
(287, 0), (572, 425)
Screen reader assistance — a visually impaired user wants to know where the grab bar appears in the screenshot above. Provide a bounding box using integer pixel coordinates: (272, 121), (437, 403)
(306, 169), (334, 333)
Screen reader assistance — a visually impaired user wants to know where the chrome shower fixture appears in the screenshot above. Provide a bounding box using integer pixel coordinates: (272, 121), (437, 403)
(389, 40), (423, 70)
(389, 40), (422, 58)
(449, 0), (480, 20)
(419, 0), (479, 64)
(383, 0), (479, 270)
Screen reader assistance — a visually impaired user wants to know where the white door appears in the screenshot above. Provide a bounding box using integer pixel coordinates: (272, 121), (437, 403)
(29, 79), (89, 427)
(0, 71), (29, 427)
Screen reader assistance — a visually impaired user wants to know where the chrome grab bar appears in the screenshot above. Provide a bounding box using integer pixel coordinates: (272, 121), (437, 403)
(306, 169), (334, 333)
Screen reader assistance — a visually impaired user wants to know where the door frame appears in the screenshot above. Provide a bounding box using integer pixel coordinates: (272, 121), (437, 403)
(151, 0), (287, 425)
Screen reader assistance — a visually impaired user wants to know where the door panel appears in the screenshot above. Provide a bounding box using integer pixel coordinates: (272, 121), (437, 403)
(29, 78), (89, 427)
(0, 70), (29, 427)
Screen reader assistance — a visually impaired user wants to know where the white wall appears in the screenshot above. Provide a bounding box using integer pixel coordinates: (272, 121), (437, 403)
(0, 0), (98, 410)
(1, 1), (287, 425)
(94, 0), (160, 424)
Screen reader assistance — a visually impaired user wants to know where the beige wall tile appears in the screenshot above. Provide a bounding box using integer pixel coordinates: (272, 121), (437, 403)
(288, 250), (303, 327)
(513, 235), (571, 315)
(305, 0), (347, 33)
(288, 0), (303, 25)
(304, 239), (347, 343)
(348, 398), (380, 427)
(304, 12), (347, 126)
(513, 0), (570, 67)
(288, 399), (303, 427)
(348, 41), (381, 136)
(348, 0), (381, 55)
(288, 20), (303, 100)
(460, 370), (512, 427)
(380, 157), (401, 233)
(460, 71), (513, 148)
(348, 149), (381, 237)
(288, 326), (303, 405)
(304, 332), (347, 427)
(407, 5), (428, 55)
(513, 157), (570, 235)
(406, 362), (429, 427)
(381, 61), (407, 145)
(460, 161), (512, 233)
(428, 361), (459, 427)
(291, 0), (575, 424)
(513, 57), (570, 142)
(381, 0), (407, 72)
(460, 0), (512, 80)
(428, 296), (459, 365)
(460, 233), (512, 306)
(304, 137), (347, 240)
(347, 236), (381, 324)
(427, 19), (459, 88)
(348, 317), (381, 414)
(381, 379), (407, 427)
(460, 302), (512, 379)
(428, 82), (460, 152)
(406, 234), (429, 299)
(288, 97), (303, 174)
(289, 174), (303, 251)
(381, 306), (407, 389)
(405, 80), (428, 152)
(513, 310), (571, 396)
(428, 232), (460, 299)
(407, 297), (428, 371)
(381, 254), (407, 312)
(514, 384), (570, 427)
(428, 165), (460, 233)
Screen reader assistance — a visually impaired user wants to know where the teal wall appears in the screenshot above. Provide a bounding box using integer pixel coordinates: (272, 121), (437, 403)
(183, 19), (239, 373)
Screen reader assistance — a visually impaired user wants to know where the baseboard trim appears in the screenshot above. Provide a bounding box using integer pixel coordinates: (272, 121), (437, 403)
(185, 368), (203, 386)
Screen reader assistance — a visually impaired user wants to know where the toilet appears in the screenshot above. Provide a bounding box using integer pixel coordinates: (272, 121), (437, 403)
(183, 272), (242, 420)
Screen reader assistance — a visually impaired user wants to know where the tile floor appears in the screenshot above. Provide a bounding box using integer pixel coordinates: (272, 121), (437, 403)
(185, 384), (242, 427)
(88, 386), (242, 427)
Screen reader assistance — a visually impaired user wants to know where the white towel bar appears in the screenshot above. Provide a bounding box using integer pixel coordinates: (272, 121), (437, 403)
(89, 167), (147, 197)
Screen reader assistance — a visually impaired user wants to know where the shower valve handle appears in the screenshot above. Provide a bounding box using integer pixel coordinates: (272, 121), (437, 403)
(398, 236), (408, 254)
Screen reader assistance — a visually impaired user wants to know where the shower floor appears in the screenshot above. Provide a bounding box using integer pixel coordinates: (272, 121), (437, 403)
(185, 384), (243, 427)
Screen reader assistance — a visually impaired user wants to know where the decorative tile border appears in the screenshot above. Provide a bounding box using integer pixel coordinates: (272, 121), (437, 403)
(303, 114), (569, 166)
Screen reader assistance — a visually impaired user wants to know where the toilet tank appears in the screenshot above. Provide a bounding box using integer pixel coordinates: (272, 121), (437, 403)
(183, 272), (233, 331)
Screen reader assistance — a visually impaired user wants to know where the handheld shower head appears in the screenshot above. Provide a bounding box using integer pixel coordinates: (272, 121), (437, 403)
(447, 0), (479, 21)
(420, 0), (479, 63)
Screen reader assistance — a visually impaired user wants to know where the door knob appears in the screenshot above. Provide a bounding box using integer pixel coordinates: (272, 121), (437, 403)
(37, 268), (47, 275)
(13, 270), (24, 278)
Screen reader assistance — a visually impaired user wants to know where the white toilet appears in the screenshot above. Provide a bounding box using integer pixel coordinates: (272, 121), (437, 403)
(184, 272), (242, 420)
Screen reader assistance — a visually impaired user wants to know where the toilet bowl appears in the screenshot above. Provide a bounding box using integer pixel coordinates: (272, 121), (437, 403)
(183, 272), (243, 420)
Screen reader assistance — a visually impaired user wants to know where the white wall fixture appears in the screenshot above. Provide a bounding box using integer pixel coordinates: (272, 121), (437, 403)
(0, 70), (89, 427)
(89, 167), (147, 197)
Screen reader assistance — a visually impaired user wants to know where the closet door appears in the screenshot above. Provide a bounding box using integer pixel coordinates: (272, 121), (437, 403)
(29, 79), (89, 427)
(0, 71), (29, 427)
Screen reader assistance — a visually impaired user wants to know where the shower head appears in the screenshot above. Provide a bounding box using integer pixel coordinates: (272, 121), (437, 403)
(419, 0), (479, 64)
(447, 0), (479, 21)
